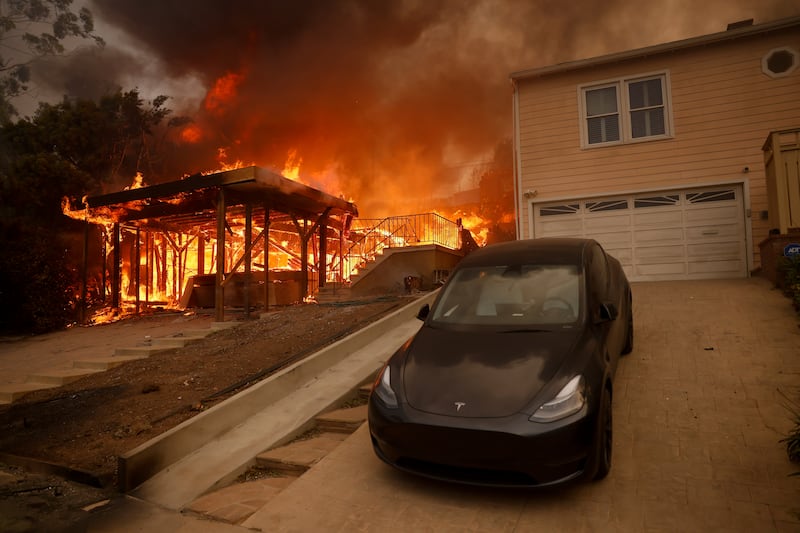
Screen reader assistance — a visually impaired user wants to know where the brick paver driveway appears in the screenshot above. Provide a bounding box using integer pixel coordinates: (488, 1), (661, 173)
(245, 278), (800, 532)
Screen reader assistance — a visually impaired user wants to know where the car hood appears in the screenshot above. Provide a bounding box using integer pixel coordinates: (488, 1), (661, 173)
(402, 324), (578, 418)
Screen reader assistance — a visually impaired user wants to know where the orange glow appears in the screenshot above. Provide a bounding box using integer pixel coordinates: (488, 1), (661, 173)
(180, 124), (203, 143)
(204, 71), (245, 114)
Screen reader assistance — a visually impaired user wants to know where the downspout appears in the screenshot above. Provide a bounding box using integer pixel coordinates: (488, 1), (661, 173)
(511, 78), (523, 240)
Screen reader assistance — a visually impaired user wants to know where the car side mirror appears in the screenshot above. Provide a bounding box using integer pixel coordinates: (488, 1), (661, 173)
(597, 302), (618, 323)
(416, 304), (430, 321)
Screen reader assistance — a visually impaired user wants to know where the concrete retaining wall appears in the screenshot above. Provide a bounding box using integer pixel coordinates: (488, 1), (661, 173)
(117, 291), (438, 491)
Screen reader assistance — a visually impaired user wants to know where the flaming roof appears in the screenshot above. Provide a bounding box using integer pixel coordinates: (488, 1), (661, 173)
(83, 165), (358, 233)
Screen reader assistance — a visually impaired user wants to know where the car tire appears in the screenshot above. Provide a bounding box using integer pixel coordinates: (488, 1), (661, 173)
(591, 390), (612, 481)
(621, 296), (633, 355)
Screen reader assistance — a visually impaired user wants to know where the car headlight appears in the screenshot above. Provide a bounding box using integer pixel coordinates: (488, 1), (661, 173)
(530, 375), (585, 422)
(373, 364), (398, 408)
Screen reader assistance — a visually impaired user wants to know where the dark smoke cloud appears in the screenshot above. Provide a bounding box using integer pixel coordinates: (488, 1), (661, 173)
(36, 46), (144, 102)
(51, 0), (799, 215)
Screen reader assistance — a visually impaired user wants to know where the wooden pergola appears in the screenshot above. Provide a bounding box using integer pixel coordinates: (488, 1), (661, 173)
(80, 166), (358, 322)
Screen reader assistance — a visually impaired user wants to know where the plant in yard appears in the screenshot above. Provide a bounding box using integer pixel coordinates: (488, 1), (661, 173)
(778, 389), (800, 474)
(779, 254), (800, 313)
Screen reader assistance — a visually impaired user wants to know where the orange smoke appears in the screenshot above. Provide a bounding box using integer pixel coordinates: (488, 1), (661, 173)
(204, 71), (245, 114)
(180, 124), (203, 143)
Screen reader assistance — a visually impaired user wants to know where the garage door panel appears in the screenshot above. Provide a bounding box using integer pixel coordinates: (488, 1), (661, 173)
(533, 184), (747, 281)
(585, 214), (632, 230)
(635, 262), (687, 276)
(585, 231), (631, 245)
(633, 210), (683, 226)
(537, 218), (582, 235)
(634, 227), (684, 244)
(635, 244), (686, 261)
(688, 259), (745, 274)
(604, 248), (632, 264)
(685, 224), (741, 240)
(687, 242), (744, 259)
(685, 205), (740, 222)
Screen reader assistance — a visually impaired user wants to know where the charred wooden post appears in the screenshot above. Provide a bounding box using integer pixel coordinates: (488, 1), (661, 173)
(197, 231), (204, 275)
(101, 229), (107, 301)
(264, 207), (270, 312)
(215, 187), (226, 322)
(112, 223), (120, 310)
(244, 202), (252, 319)
(319, 216), (328, 288)
(135, 227), (141, 315)
(298, 217), (310, 299)
(80, 217), (89, 324)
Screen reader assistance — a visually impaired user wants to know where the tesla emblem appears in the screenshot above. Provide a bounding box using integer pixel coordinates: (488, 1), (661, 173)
(454, 402), (466, 412)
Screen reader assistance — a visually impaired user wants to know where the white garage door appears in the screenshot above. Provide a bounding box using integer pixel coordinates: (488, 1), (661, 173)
(533, 185), (748, 281)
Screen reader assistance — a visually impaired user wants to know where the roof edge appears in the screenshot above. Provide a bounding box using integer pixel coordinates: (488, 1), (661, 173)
(510, 15), (800, 81)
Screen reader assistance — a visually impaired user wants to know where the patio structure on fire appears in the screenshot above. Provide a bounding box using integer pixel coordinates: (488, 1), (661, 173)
(72, 165), (470, 323)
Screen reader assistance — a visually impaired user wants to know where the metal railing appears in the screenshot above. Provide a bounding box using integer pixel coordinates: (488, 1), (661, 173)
(330, 213), (461, 282)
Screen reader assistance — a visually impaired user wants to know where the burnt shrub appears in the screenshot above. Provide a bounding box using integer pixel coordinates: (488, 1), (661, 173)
(0, 220), (77, 333)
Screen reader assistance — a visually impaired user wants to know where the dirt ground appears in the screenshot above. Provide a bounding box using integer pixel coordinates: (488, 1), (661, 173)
(0, 296), (409, 531)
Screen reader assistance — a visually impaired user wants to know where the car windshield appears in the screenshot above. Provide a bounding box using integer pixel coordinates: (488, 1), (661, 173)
(430, 264), (581, 327)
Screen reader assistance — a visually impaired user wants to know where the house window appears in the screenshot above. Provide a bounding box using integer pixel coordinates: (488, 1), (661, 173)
(585, 86), (620, 144)
(762, 47), (798, 78)
(580, 72), (671, 148)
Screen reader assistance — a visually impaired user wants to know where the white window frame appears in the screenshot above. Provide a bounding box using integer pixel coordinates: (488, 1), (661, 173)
(578, 71), (673, 149)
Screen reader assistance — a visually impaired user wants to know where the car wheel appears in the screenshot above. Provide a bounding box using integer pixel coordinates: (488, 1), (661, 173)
(621, 297), (633, 355)
(591, 390), (612, 481)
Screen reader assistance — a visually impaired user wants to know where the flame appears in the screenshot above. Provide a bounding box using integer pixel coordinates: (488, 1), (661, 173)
(124, 172), (146, 190)
(61, 196), (116, 230)
(204, 71), (245, 114)
(282, 149), (302, 181)
(198, 148), (253, 175)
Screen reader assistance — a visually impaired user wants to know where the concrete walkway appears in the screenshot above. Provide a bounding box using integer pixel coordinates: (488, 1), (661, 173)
(0, 311), (216, 386)
(46, 279), (800, 530)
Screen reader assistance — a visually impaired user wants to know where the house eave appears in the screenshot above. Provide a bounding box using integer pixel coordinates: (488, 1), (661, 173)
(510, 15), (800, 81)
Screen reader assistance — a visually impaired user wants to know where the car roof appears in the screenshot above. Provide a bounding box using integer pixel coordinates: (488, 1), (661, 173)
(458, 238), (594, 268)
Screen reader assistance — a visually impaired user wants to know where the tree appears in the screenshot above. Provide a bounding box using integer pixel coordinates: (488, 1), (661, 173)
(0, 89), (180, 333)
(0, 0), (104, 124)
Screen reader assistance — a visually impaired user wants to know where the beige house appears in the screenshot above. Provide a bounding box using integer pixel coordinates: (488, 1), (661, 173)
(511, 16), (800, 281)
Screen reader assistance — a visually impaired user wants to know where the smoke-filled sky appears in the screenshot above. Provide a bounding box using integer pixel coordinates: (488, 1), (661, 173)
(24, 0), (800, 216)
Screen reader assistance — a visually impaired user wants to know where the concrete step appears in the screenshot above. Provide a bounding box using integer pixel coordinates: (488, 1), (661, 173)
(254, 432), (348, 475)
(358, 383), (373, 401)
(26, 368), (104, 386)
(72, 355), (148, 370)
(315, 404), (368, 434)
(0, 382), (61, 404)
(114, 346), (175, 357)
(181, 329), (216, 338)
(315, 283), (353, 304)
(150, 336), (207, 349)
(185, 475), (297, 525)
